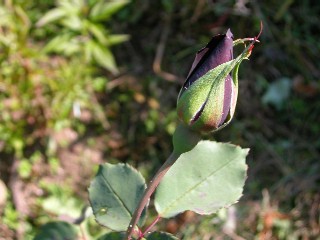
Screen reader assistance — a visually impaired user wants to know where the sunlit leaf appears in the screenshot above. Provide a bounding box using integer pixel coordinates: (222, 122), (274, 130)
(93, 77), (108, 92)
(91, 42), (118, 74)
(155, 141), (248, 218)
(43, 34), (72, 52)
(43, 34), (80, 56)
(61, 15), (83, 31)
(36, 8), (66, 27)
(33, 221), (78, 240)
(107, 34), (130, 46)
(85, 21), (108, 44)
(89, 163), (147, 231)
(84, 40), (96, 62)
(90, 0), (130, 21)
(58, 0), (82, 13)
(42, 196), (80, 219)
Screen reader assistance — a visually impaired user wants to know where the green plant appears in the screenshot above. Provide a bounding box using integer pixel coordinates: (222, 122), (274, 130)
(0, 3), (128, 236)
(33, 27), (261, 239)
(0, 0), (128, 158)
(36, 0), (130, 74)
(0, 2), (38, 156)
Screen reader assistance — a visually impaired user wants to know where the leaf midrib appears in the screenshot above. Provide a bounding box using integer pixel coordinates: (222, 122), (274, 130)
(160, 149), (244, 216)
(101, 172), (132, 218)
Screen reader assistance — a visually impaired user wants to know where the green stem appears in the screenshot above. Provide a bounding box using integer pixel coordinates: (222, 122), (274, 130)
(125, 152), (180, 240)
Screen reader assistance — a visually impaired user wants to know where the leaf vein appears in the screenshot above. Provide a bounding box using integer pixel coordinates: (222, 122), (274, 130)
(161, 151), (242, 215)
(100, 171), (132, 218)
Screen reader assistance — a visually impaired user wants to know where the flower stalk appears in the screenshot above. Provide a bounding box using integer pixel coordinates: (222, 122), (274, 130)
(125, 24), (262, 239)
(125, 152), (180, 239)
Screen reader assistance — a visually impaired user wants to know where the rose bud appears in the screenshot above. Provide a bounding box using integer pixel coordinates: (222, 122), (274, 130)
(177, 29), (258, 132)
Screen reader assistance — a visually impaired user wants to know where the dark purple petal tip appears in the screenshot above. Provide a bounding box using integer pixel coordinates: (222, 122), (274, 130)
(180, 29), (234, 95)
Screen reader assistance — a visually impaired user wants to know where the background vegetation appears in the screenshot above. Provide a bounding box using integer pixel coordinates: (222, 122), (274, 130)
(0, 0), (319, 239)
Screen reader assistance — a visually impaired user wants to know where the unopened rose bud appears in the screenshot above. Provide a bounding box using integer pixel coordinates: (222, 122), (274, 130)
(177, 28), (258, 133)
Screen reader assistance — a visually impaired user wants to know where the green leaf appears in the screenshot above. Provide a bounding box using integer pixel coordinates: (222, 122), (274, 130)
(85, 21), (108, 44)
(59, 0), (82, 13)
(107, 34), (130, 46)
(146, 232), (179, 240)
(90, 0), (130, 21)
(18, 159), (32, 179)
(84, 40), (95, 62)
(262, 77), (292, 110)
(36, 8), (66, 27)
(61, 15), (83, 31)
(43, 34), (81, 56)
(89, 163), (147, 231)
(43, 34), (72, 52)
(93, 77), (108, 92)
(155, 141), (248, 218)
(42, 196), (80, 219)
(33, 221), (78, 240)
(91, 42), (118, 74)
(97, 232), (125, 240)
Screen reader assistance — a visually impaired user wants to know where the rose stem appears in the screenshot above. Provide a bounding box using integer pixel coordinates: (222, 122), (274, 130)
(125, 152), (180, 240)
(138, 215), (161, 240)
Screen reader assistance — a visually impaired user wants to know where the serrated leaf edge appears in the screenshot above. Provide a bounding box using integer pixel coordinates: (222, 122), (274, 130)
(157, 141), (249, 217)
(88, 163), (147, 229)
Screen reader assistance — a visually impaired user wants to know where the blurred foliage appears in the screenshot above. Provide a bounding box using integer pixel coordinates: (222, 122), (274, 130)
(36, 0), (130, 73)
(0, 0), (128, 158)
(0, 0), (319, 239)
(33, 221), (78, 240)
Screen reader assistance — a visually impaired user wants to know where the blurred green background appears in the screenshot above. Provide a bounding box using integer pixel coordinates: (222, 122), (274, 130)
(0, 0), (319, 239)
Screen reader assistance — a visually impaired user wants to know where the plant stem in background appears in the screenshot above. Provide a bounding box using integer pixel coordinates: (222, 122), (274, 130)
(125, 152), (180, 240)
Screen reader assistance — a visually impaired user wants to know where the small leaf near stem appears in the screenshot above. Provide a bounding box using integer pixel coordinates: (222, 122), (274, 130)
(89, 163), (147, 231)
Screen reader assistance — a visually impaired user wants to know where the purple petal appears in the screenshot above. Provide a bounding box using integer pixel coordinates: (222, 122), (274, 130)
(183, 29), (234, 90)
(218, 75), (233, 126)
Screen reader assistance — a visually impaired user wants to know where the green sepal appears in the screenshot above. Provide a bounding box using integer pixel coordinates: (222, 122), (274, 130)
(177, 43), (253, 132)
